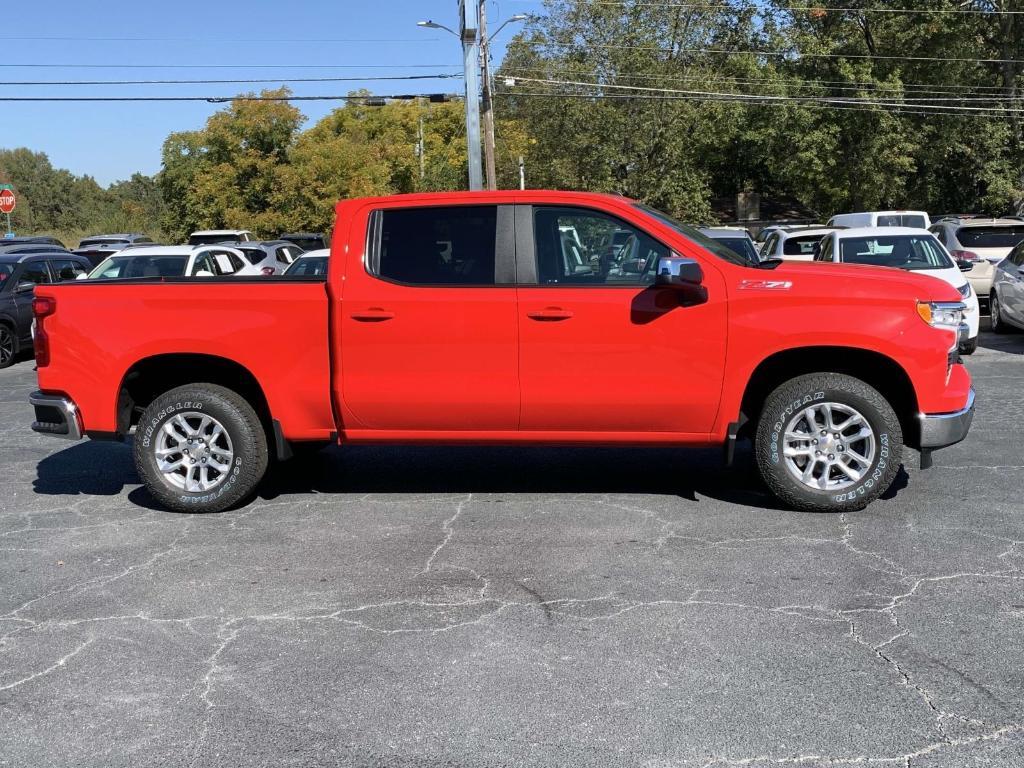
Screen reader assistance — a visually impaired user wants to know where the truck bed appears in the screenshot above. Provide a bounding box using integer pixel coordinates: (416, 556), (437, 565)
(34, 277), (336, 441)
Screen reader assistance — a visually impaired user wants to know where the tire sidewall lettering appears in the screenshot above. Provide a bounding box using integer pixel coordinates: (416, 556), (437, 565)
(141, 400), (204, 448)
(770, 391), (825, 465)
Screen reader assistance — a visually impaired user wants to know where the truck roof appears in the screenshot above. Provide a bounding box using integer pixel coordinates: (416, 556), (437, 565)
(337, 190), (632, 208)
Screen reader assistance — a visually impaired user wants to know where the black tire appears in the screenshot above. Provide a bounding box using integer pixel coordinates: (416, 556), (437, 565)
(755, 373), (903, 513)
(990, 291), (1011, 334)
(0, 323), (17, 369)
(960, 336), (978, 356)
(133, 384), (269, 513)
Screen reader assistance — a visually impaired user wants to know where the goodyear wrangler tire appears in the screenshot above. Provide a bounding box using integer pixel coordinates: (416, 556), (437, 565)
(755, 373), (903, 513)
(133, 384), (269, 513)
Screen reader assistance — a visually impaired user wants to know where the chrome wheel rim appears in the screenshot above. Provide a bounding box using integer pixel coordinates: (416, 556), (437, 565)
(0, 328), (12, 366)
(155, 412), (234, 493)
(782, 402), (876, 491)
(991, 294), (1001, 329)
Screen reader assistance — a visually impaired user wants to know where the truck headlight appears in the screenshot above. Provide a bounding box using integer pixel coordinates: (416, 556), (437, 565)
(917, 301), (967, 329)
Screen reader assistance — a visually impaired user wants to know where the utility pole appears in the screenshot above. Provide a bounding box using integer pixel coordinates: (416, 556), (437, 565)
(519, 155), (526, 190)
(418, 113), (425, 181)
(479, 0), (497, 190)
(459, 0), (484, 191)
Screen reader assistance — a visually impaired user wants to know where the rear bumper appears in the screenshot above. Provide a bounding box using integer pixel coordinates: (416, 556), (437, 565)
(29, 391), (83, 441)
(919, 388), (975, 450)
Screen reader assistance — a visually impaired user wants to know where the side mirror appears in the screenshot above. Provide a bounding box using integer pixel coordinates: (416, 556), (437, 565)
(14, 281), (35, 294)
(655, 255), (708, 305)
(956, 260), (973, 272)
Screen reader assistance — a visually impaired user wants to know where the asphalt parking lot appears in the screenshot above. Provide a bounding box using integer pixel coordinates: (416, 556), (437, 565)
(1, 332), (1023, 768)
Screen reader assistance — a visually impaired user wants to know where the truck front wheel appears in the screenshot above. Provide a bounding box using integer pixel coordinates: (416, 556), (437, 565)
(754, 373), (903, 513)
(133, 384), (269, 513)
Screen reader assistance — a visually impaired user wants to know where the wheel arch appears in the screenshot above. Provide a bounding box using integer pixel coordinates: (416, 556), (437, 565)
(739, 346), (921, 448)
(117, 354), (273, 442)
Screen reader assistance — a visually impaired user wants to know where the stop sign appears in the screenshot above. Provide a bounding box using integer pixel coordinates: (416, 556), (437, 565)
(0, 188), (14, 215)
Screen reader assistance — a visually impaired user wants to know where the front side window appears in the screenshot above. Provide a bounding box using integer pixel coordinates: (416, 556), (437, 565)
(816, 236), (834, 262)
(191, 253), (218, 276)
(838, 235), (953, 270)
(763, 233), (779, 256)
(372, 206), (497, 285)
(534, 207), (668, 285)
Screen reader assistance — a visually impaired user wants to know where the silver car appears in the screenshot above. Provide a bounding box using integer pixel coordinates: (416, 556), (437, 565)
(990, 241), (1024, 333)
(929, 217), (1024, 302)
(221, 240), (303, 276)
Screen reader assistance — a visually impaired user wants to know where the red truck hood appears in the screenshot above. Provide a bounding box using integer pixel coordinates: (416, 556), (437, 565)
(761, 260), (963, 303)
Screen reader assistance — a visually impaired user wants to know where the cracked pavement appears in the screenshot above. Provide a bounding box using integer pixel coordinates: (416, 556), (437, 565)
(1, 330), (1023, 767)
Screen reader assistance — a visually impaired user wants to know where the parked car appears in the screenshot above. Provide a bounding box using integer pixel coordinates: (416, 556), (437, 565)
(990, 240), (1024, 333)
(188, 229), (254, 246)
(86, 245), (262, 279)
(284, 249), (329, 276)
(280, 232), (327, 251)
(29, 191), (975, 515)
(0, 243), (72, 256)
(759, 227), (837, 261)
(929, 217), (1024, 303)
(754, 224), (824, 247)
(814, 227), (980, 354)
(827, 211), (931, 229)
(220, 240), (303, 275)
(78, 233), (153, 249)
(0, 235), (66, 248)
(0, 252), (90, 368)
(699, 227), (760, 264)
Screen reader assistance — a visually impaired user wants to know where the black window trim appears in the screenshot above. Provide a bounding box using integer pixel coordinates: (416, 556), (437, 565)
(365, 203), (515, 288)
(514, 203), (673, 288)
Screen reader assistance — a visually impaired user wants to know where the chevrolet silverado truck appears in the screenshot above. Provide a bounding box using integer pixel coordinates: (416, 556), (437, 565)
(28, 191), (975, 514)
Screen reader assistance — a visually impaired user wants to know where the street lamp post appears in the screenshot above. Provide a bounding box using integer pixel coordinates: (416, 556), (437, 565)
(419, 5), (526, 192)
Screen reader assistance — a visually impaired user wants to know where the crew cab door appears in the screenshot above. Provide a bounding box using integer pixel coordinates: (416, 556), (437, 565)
(515, 205), (728, 435)
(339, 203), (519, 432)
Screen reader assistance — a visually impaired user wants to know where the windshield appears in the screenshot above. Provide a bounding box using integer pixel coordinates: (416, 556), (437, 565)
(189, 234), (237, 246)
(634, 204), (752, 266)
(838, 235), (953, 271)
(285, 256), (328, 276)
(89, 254), (189, 279)
(714, 237), (761, 263)
(955, 225), (1024, 249)
(80, 238), (128, 248)
(876, 214), (927, 228)
(783, 234), (827, 256)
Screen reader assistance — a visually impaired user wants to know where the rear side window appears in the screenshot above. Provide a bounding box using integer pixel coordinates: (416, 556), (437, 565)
(877, 214), (927, 228)
(371, 206), (497, 285)
(956, 226), (1024, 249)
(50, 259), (88, 281)
(783, 235), (825, 256)
(20, 262), (51, 284)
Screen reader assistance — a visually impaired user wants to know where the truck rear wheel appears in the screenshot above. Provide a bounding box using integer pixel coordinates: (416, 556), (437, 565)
(133, 384), (269, 513)
(754, 373), (903, 513)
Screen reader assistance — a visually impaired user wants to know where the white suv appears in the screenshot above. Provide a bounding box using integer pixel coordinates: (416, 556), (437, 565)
(814, 227), (980, 354)
(759, 227), (837, 261)
(928, 217), (1024, 303)
(86, 245), (263, 279)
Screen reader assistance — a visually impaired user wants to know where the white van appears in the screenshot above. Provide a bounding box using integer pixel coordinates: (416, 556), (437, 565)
(826, 211), (931, 230)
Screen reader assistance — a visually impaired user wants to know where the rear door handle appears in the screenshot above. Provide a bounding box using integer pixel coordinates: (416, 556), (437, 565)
(527, 307), (574, 322)
(350, 309), (395, 322)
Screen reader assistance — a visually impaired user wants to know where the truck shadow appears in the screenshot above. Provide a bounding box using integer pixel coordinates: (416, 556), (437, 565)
(33, 441), (909, 513)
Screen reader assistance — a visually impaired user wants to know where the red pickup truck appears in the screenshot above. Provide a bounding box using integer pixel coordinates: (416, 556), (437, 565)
(28, 191), (975, 514)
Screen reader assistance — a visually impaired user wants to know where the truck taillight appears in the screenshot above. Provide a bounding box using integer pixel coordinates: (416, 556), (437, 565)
(32, 296), (56, 367)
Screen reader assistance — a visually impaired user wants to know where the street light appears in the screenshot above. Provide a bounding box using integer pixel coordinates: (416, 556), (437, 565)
(489, 13), (528, 42)
(416, 20), (458, 37)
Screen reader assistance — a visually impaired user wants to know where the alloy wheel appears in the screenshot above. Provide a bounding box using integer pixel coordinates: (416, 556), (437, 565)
(782, 402), (877, 492)
(155, 412), (235, 493)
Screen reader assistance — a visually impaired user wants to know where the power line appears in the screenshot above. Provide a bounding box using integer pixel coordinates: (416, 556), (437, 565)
(0, 36), (443, 43)
(560, 1), (1024, 15)
(0, 63), (462, 70)
(534, 39), (1024, 65)
(0, 74), (462, 87)
(0, 93), (462, 103)
(495, 89), (1011, 120)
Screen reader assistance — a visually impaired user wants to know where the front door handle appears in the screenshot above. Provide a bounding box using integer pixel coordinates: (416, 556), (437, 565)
(527, 307), (574, 322)
(350, 308), (395, 322)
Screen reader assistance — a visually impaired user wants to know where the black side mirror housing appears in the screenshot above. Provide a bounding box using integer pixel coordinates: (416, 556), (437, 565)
(655, 255), (708, 305)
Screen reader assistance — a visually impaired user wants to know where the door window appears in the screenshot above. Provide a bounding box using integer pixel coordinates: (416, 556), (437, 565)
(191, 253), (217, 276)
(816, 236), (834, 262)
(19, 262), (51, 285)
(371, 206), (497, 285)
(532, 207), (669, 285)
(50, 259), (88, 281)
(763, 233), (779, 256)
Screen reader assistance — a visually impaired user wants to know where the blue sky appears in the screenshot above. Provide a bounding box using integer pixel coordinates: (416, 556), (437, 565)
(1, 0), (545, 186)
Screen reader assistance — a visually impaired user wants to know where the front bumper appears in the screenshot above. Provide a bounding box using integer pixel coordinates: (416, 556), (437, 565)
(920, 388), (976, 450)
(29, 391), (83, 440)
